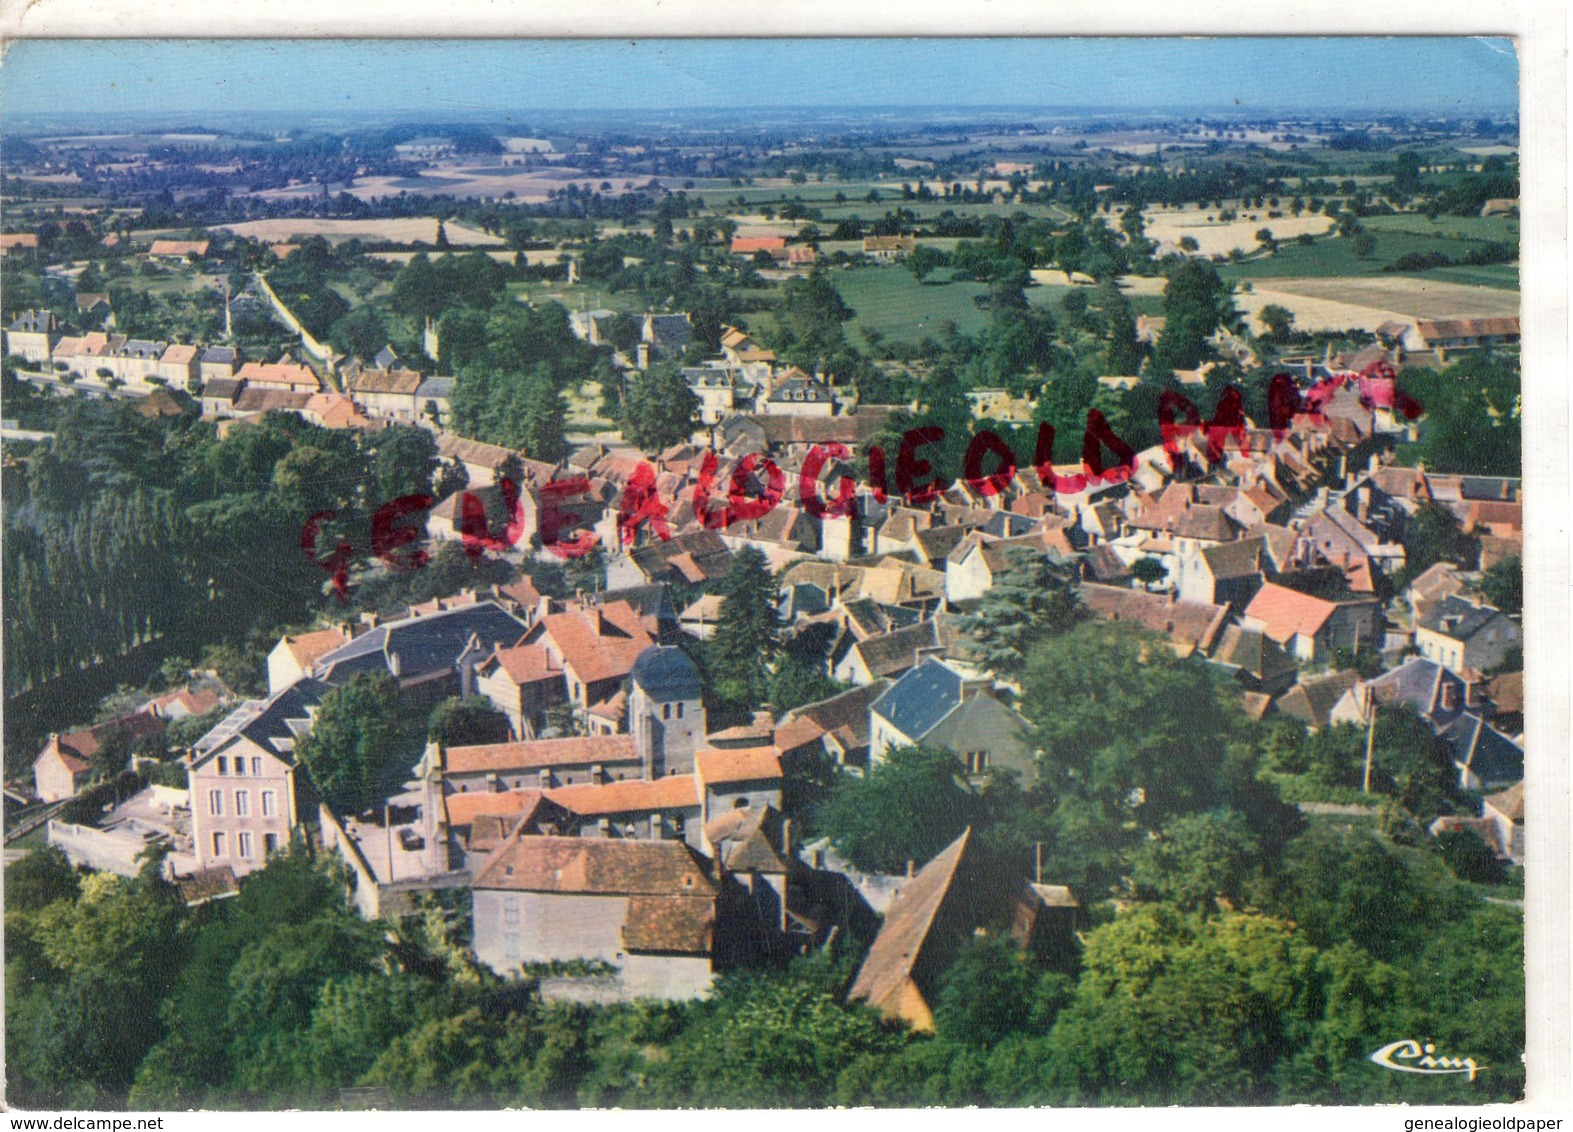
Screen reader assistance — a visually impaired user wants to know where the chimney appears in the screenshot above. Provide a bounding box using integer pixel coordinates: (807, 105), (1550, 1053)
(361, 611), (380, 629)
(594, 608), (606, 635)
(781, 817), (792, 855)
(388, 651), (402, 678)
(906, 859), (916, 879)
(591, 764), (605, 785)
(539, 769), (551, 788)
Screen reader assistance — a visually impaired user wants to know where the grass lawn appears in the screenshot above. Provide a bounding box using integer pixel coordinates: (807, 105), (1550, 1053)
(509, 281), (649, 316)
(833, 266), (998, 342)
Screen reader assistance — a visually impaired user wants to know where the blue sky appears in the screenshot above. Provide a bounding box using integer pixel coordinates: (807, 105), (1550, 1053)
(0, 38), (1518, 119)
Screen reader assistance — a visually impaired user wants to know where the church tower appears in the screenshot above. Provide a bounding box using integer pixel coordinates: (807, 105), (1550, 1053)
(630, 646), (705, 778)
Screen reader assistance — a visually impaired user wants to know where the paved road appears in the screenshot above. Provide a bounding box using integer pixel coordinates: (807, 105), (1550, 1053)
(1, 426), (55, 441)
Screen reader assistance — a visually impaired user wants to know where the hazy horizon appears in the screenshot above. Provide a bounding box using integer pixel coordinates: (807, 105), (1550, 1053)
(0, 38), (1519, 124)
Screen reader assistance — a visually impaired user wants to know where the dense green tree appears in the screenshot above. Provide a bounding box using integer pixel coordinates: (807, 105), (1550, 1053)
(1130, 808), (1261, 912)
(1045, 906), (1320, 1104)
(1015, 621), (1292, 895)
(372, 425), (439, 501)
(777, 268), (854, 369)
(817, 744), (982, 873)
(428, 695), (511, 747)
(619, 363), (699, 452)
(933, 934), (1073, 1048)
(644, 954), (902, 1108)
(1436, 828), (1506, 884)
(3, 846), (81, 913)
(434, 306), (491, 373)
(1478, 554), (1522, 616)
(767, 653), (844, 715)
(1130, 555), (1168, 590)
(328, 305), (389, 361)
(1149, 259), (1236, 375)
(1257, 303), (1295, 342)
(1096, 279), (1144, 375)
(294, 672), (403, 815)
(451, 364), (568, 461)
(1399, 501), (1480, 585)
(705, 546), (781, 718)
(1395, 353), (1521, 477)
(954, 547), (1085, 678)
(905, 244), (950, 282)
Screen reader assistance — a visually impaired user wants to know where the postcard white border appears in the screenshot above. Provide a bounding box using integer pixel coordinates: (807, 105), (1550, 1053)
(0, 1), (1566, 1126)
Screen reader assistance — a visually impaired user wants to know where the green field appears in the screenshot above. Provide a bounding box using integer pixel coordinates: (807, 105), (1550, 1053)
(1359, 213), (1520, 243)
(1219, 229), (1515, 285)
(826, 265), (1159, 348)
(1417, 263), (1520, 289)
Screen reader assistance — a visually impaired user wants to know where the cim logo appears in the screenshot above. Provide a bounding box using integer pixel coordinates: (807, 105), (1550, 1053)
(1370, 1039), (1484, 1082)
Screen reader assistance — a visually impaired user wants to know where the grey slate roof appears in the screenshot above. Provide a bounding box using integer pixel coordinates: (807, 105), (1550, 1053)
(192, 677), (330, 764)
(870, 657), (964, 741)
(1202, 536), (1265, 580)
(8, 309), (54, 333)
(630, 645), (702, 701)
(778, 582), (830, 620)
(1441, 713), (1523, 787)
(981, 511), (1039, 539)
(1364, 658), (1466, 729)
(1420, 595), (1511, 642)
(1212, 625), (1298, 684)
(315, 601), (526, 685)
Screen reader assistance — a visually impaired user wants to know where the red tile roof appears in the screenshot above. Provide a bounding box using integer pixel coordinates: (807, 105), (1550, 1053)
(535, 601), (654, 685)
(472, 834), (714, 895)
(696, 746), (782, 785)
(484, 643), (559, 686)
(848, 828), (975, 1027)
(444, 734), (637, 775)
(546, 775), (701, 816)
(282, 626), (352, 668)
(234, 361), (321, 390)
(1244, 582), (1337, 643)
(443, 788), (547, 827)
(621, 895), (715, 954)
(148, 239), (210, 257)
(731, 236), (787, 253)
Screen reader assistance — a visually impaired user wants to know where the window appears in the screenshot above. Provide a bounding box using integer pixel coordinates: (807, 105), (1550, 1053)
(251, 757), (262, 776)
(208, 789), (224, 817)
(234, 757), (245, 776)
(965, 750), (990, 775)
(662, 703), (671, 720)
(216, 757), (228, 775)
(211, 831), (227, 858)
(237, 832), (253, 859)
(503, 932), (521, 961)
(263, 833), (279, 855)
(676, 702), (684, 719)
(261, 791), (276, 817)
(503, 898), (520, 925)
(234, 791), (249, 817)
